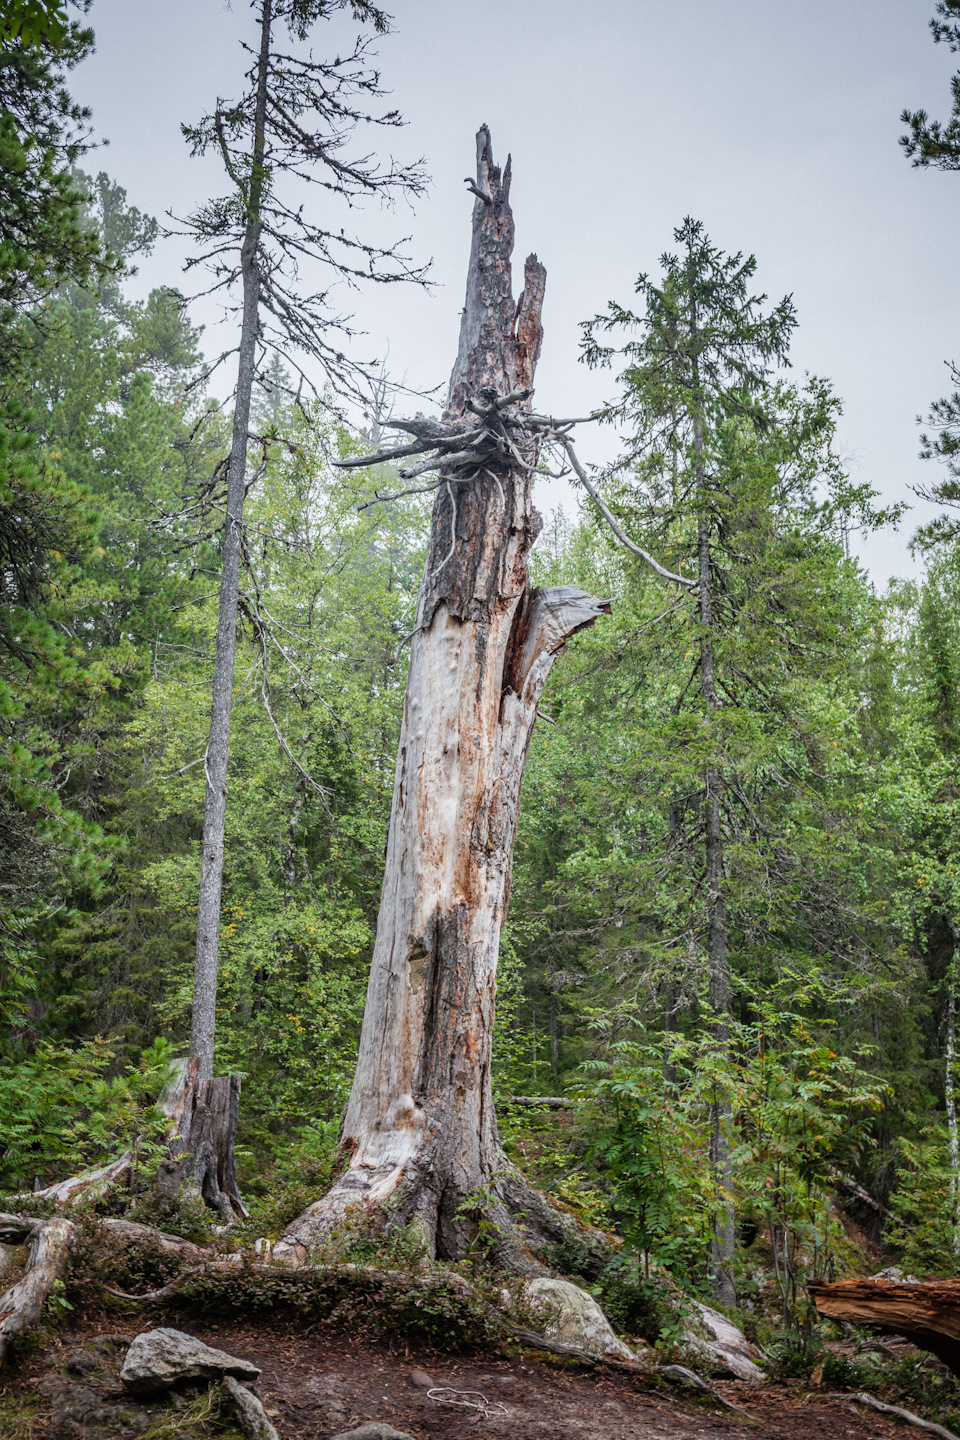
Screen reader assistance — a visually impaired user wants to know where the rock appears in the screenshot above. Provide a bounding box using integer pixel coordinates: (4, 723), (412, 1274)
(328, 1427), (416, 1440)
(661, 1363), (710, 1391)
(120, 1328), (261, 1396)
(65, 1349), (99, 1375)
(521, 1277), (634, 1361)
(222, 1373), (280, 1440)
(682, 1301), (764, 1382)
(408, 1368), (434, 1389)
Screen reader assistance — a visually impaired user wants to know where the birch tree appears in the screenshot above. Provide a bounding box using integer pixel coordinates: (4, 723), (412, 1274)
(163, 0), (426, 1214)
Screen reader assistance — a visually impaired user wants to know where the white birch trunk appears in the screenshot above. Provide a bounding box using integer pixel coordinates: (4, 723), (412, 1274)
(275, 129), (609, 1264)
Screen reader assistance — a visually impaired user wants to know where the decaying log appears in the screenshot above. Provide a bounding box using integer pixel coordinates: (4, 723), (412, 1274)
(9, 1152), (134, 1208)
(273, 126), (610, 1267)
(157, 1058), (247, 1222)
(0, 1215), (76, 1367)
(811, 1277), (960, 1378)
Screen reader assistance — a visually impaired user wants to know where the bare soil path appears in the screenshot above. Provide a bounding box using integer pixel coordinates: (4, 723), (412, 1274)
(3, 1316), (939, 1440)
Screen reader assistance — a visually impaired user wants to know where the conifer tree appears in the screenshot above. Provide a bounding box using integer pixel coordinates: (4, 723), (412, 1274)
(579, 219), (888, 1303)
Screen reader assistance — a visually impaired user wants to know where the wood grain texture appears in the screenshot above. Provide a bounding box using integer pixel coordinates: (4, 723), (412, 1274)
(275, 129), (609, 1265)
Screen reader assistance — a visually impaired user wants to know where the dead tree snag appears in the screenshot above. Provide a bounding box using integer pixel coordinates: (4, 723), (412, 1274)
(156, 1060), (247, 1222)
(274, 127), (610, 1266)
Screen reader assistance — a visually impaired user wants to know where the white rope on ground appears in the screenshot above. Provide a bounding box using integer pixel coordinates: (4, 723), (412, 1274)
(427, 1386), (509, 1419)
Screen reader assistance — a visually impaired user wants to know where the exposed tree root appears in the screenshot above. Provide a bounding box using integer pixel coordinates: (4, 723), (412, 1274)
(7, 1153), (135, 1207)
(273, 1151), (615, 1277)
(221, 1374), (281, 1440)
(829, 1392), (960, 1440)
(0, 1215), (76, 1366)
(0, 1207), (750, 1428)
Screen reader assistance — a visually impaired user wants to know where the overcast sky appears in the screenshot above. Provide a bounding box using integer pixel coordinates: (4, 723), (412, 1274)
(73, 0), (960, 584)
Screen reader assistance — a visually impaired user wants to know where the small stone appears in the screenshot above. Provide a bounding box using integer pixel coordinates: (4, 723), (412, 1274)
(328, 1427), (417, 1440)
(120, 1328), (260, 1396)
(65, 1349), (98, 1375)
(661, 1364), (709, 1391)
(408, 1368), (434, 1389)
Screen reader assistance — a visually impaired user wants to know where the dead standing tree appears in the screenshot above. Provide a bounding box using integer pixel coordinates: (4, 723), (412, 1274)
(274, 127), (611, 1265)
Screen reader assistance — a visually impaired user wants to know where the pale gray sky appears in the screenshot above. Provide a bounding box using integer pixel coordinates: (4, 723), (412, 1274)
(73, 0), (960, 583)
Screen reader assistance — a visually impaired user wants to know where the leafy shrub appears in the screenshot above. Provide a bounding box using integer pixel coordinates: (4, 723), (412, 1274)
(0, 1036), (177, 1194)
(592, 1255), (670, 1342)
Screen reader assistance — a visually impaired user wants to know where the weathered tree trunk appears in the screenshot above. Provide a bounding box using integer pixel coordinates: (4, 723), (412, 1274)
(275, 128), (609, 1265)
(157, 1059), (247, 1222)
(190, 0), (271, 1082)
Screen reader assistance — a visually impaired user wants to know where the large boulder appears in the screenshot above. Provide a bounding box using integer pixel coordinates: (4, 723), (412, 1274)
(120, 1328), (261, 1396)
(683, 1302), (764, 1382)
(522, 1277), (634, 1361)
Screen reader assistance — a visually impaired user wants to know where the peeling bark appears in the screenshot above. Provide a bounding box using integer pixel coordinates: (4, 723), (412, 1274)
(276, 128), (609, 1264)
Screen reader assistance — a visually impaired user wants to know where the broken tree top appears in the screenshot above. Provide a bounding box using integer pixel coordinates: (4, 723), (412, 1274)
(336, 129), (690, 592)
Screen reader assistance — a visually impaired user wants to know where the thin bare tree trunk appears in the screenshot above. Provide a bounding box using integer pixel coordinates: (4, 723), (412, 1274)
(191, 0), (271, 1080)
(276, 128), (609, 1265)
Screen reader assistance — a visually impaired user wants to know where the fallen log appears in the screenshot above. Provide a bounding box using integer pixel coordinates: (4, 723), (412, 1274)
(0, 1215), (76, 1366)
(810, 1277), (960, 1378)
(506, 1096), (579, 1109)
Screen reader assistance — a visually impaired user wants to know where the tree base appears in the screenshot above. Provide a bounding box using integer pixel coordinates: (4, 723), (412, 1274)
(272, 1148), (613, 1276)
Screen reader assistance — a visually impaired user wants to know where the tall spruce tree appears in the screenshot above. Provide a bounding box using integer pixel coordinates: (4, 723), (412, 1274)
(578, 219), (888, 1303)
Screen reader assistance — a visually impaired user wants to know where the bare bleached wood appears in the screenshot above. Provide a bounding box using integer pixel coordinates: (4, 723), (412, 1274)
(829, 1392), (960, 1440)
(276, 127), (610, 1265)
(0, 1216), (76, 1368)
(8, 1152), (134, 1207)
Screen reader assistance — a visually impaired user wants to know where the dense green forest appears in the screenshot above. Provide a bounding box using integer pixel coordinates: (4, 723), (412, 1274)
(6, 0), (960, 1394)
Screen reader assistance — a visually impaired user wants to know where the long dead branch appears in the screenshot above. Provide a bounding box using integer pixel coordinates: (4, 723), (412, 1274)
(559, 438), (694, 588)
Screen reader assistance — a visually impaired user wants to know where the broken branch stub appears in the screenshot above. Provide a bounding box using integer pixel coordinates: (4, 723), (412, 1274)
(275, 126), (610, 1267)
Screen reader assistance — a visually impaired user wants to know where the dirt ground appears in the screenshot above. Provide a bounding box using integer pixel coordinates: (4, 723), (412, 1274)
(1, 1314), (948, 1440)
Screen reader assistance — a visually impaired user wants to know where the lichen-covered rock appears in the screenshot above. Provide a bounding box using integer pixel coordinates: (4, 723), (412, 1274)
(120, 1328), (260, 1396)
(684, 1302), (764, 1382)
(521, 1277), (634, 1361)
